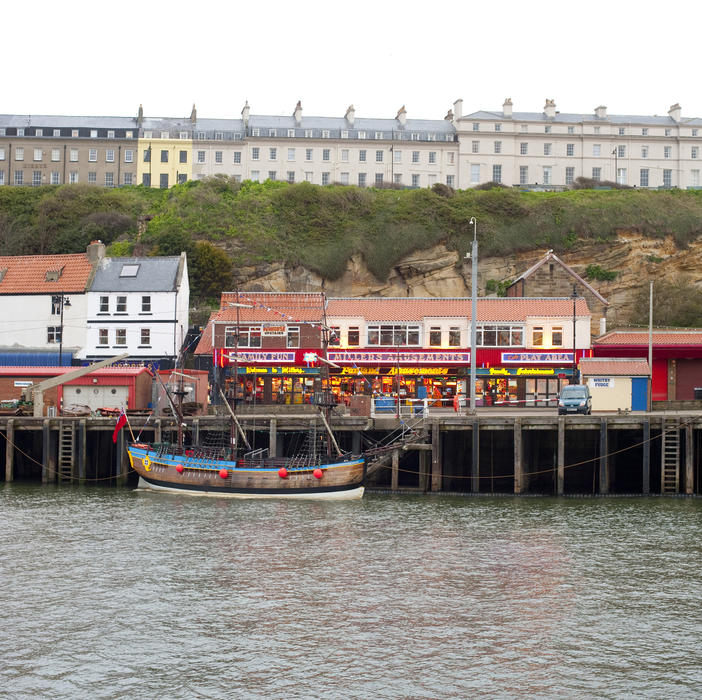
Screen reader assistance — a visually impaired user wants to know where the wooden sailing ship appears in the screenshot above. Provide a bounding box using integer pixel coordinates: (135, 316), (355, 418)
(127, 294), (365, 499)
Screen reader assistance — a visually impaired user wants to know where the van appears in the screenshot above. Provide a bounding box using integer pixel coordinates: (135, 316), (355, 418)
(557, 384), (592, 415)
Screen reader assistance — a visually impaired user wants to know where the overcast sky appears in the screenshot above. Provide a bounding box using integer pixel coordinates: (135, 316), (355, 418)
(6, 0), (702, 122)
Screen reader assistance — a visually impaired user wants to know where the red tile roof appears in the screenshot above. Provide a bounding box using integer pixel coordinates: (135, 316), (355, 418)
(580, 358), (650, 376)
(326, 297), (590, 321)
(596, 330), (702, 346)
(217, 292), (325, 322)
(0, 253), (93, 294)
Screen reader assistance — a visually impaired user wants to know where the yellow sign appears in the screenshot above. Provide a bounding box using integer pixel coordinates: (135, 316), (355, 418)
(388, 367), (449, 376)
(489, 368), (510, 375)
(340, 367), (379, 375)
(517, 368), (554, 375)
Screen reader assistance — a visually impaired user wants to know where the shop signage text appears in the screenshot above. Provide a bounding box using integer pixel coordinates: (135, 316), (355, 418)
(328, 351), (469, 365)
(262, 325), (286, 336)
(589, 377), (614, 388)
(237, 366), (321, 375)
(226, 351), (295, 364)
(502, 352), (574, 364)
(488, 367), (556, 376)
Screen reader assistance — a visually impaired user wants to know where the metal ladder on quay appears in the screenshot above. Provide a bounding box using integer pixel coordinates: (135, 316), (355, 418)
(661, 417), (680, 494)
(58, 420), (76, 482)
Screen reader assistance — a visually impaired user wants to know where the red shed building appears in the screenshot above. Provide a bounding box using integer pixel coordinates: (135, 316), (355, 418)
(593, 329), (702, 401)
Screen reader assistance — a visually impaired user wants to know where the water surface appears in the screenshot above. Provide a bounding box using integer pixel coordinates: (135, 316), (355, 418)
(1, 484), (700, 698)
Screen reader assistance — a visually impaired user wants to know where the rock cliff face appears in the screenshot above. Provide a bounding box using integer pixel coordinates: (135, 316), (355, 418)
(237, 233), (701, 325)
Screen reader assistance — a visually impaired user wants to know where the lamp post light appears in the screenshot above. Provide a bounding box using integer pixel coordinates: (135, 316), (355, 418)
(57, 294), (71, 367)
(571, 284), (578, 384)
(469, 216), (478, 413)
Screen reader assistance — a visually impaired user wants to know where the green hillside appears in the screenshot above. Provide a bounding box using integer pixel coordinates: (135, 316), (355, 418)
(2, 178), (702, 306)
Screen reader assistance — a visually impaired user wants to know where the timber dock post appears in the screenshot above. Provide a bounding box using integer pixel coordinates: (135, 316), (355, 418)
(599, 418), (609, 494)
(643, 419), (650, 494)
(269, 418), (277, 458)
(557, 416), (565, 495)
(431, 421), (441, 491)
(471, 420), (480, 493)
(5, 418), (15, 483)
(514, 418), (523, 494)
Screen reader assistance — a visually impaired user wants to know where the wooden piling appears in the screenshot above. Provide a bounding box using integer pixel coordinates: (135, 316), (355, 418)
(192, 418), (200, 446)
(685, 423), (694, 495)
(557, 416), (565, 495)
(269, 418), (277, 458)
(471, 420), (480, 493)
(431, 422), (441, 491)
(391, 449), (399, 490)
(42, 419), (51, 484)
(5, 418), (15, 482)
(514, 418), (523, 494)
(78, 419), (87, 481)
(419, 450), (429, 492)
(599, 418), (609, 494)
(154, 418), (162, 444)
(642, 419), (650, 494)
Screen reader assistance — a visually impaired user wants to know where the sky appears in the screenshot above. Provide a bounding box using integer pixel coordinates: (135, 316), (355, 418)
(6, 0), (702, 122)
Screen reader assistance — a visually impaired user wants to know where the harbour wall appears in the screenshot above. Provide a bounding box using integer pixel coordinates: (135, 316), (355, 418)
(0, 413), (699, 495)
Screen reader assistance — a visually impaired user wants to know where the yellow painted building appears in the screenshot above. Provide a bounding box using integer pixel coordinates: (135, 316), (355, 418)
(136, 136), (192, 188)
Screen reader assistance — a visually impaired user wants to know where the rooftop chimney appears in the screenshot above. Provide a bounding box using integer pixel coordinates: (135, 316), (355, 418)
(137, 104), (144, 128)
(595, 105), (607, 119)
(453, 98), (463, 120)
(241, 101), (250, 128)
(668, 103), (682, 122)
(396, 105), (407, 128)
(544, 99), (556, 119)
(293, 100), (302, 126)
(87, 240), (106, 264)
(345, 104), (355, 126)
(503, 97), (513, 118)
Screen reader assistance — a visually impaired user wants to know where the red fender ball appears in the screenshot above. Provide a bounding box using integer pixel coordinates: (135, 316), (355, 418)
(175, 464), (184, 473)
(219, 469), (229, 479)
(313, 468), (323, 479)
(278, 467), (288, 479)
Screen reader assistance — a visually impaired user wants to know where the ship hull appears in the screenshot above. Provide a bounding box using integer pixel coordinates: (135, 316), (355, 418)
(127, 444), (365, 499)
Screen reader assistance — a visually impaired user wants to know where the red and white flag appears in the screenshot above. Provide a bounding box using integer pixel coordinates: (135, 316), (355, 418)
(112, 410), (128, 443)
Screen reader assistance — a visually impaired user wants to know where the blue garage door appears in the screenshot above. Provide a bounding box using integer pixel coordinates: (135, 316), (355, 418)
(631, 377), (648, 411)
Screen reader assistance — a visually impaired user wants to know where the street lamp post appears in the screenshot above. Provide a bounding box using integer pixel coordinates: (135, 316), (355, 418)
(57, 294), (71, 367)
(571, 284), (578, 384)
(469, 216), (478, 413)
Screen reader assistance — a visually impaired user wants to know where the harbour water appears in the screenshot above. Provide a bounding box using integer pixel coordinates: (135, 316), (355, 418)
(1, 483), (700, 699)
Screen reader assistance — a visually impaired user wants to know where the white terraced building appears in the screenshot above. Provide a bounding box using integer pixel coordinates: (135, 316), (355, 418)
(2, 99), (702, 190)
(452, 98), (702, 189)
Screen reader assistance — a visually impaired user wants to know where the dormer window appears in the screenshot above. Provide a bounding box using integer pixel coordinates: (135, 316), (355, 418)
(120, 264), (140, 277)
(45, 267), (63, 282)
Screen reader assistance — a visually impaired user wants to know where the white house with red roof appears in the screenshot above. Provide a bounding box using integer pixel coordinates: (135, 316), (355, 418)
(0, 247), (96, 365)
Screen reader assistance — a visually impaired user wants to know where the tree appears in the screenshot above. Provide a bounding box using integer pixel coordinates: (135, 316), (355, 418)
(189, 241), (233, 302)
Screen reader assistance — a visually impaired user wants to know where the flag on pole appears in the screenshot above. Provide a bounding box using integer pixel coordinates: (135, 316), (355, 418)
(112, 409), (128, 443)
